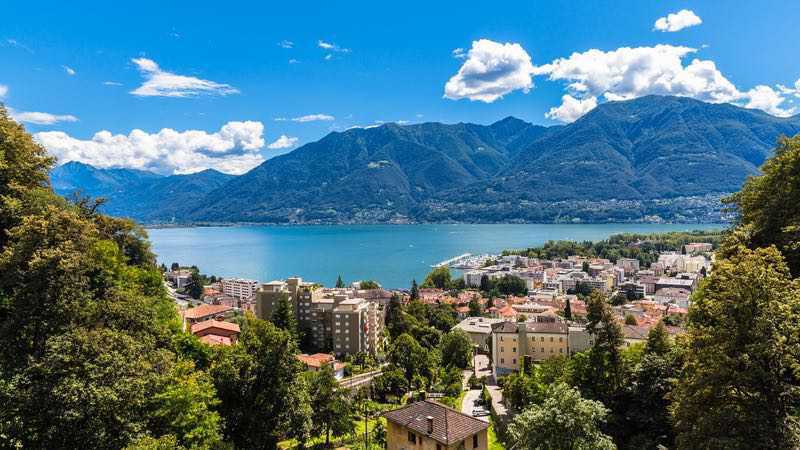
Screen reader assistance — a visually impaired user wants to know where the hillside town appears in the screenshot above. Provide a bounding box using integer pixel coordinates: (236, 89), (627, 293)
(162, 238), (714, 449)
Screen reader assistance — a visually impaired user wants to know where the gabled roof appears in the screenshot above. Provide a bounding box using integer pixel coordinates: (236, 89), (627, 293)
(198, 334), (233, 346)
(190, 319), (240, 334)
(383, 400), (488, 446)
(296, 353), (336, 368)
(183, 303), (232, 319)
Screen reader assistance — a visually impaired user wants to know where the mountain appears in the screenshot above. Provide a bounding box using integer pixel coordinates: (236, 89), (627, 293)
(50, 96), (800, 224)
(51, 162), (234, 221)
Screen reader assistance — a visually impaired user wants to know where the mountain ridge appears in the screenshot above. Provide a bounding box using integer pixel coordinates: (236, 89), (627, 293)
(50, 95), (800, 224)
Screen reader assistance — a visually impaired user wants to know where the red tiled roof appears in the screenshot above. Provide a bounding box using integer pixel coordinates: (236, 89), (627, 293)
(183, 304), (232, 319)
(383, 400), (488, 446)
(190, 319), (240, 334)
(198, 334), (233, 346)
(296, 353), (336, 368)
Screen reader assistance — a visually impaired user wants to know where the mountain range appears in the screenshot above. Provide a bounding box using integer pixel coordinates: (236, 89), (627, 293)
(50, 95), (800, 224)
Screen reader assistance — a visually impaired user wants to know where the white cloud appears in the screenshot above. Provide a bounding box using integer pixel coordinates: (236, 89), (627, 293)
(545, 95), (598, 123)
(444, 39), (535, 103)
(778, 79), (800, 98)
(278, 40), (294, 49)
(744, 85), (796, 117)
(4, 38), (33, 53)
(130, 57), (239, 98)
(452, 48), (466, 59)
(267, 135), (299, 149)
(654, 9), (702, 32)
(0, 84), (7, 99)
(288, 58), (300, 64)
(103, 81), (123, 86)
(318, 40), (350, 53)
(534, 44), (797, 119)
(9, 109), (78, 125)
(34, 121), (266, 175)
(292, 114), (335, 122)
(324, 54), (333, 61)
(63, 65), (76, 76)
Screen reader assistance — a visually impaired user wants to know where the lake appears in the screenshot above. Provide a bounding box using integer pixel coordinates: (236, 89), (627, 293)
(147, 223), (723, 289)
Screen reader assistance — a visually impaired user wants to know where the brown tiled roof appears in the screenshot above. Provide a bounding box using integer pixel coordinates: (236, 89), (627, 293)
(383, 400), (488, 446)
(183, 304), (232, 319)
(296, 353), (336, 368)
(190, 319), (240, 334)
(524, 321), (569, 334)
(198, 334), (233, 346)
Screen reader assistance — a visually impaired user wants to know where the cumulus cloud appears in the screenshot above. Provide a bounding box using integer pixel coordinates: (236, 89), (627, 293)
(267, 134), (299, 149)
(130, 57), (239, 98)
(444, 39), (535, 103)
(292, 113), (335, 122)
(452, 47), (466, 59)
(534, 44), (797, 121)
(318, 40), (350, 53)
(654, 9), (702, 32)
(9, 109), (78, 125)
(778, 79), (800, 98)
(34, 121), (266, 175)
(545, 95), (598, 123)
(63, 65), (76, 76)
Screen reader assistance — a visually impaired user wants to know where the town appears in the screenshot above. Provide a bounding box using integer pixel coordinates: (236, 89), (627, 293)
(163, 234), (715, 449)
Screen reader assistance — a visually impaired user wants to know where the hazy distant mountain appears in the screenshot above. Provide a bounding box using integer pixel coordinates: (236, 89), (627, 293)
(50, 96), (800, 224)
(51, 161), (234, 221)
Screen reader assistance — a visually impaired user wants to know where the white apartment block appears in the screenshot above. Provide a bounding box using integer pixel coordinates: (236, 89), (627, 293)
(222, 278), (259, 300)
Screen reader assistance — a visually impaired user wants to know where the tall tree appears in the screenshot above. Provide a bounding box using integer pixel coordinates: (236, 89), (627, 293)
(581, 291), (624, 402)
(671, 247), (800, 449)
(422, 266), (452, 290)
(270, 292), (297, 336)
(508, 383), (616, 450)
(307, 366), (354, 447)
(724, 135), (800, 276)
(564, 297), (572, 320)
(211, 314), (311, 449)
(335, 274), (345, 288)
(410, 278), (419, 300)
(388, 333), (428, 391)
(440, 329), (473, 369)
(644, 320), (670, 356)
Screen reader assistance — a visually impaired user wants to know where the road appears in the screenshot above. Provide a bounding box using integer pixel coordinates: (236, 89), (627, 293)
(461, 354), (507, 421)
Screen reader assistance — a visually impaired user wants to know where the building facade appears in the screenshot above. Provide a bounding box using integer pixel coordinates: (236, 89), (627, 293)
(221, 278), (259, 299)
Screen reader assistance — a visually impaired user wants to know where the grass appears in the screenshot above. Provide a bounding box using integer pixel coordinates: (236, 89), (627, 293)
(278, 402), (394, 450)
(487, 422), (505, 450)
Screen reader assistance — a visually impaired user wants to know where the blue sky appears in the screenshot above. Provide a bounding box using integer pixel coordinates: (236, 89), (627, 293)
(2, 0), (799, 174)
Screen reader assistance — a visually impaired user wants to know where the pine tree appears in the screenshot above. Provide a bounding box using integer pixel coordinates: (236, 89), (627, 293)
(564, 297), (572, 320)
(410, 278), (419, 300)
(335, 274), (345, 288)
(270, 293), (297, 336)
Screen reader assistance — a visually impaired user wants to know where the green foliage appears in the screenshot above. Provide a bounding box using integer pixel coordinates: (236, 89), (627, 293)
(623, 314), (637, 325)
(388, 333), (430, 390)
(725, 135), (800, 276)
(508, 383), (616, 450)
(564, 297), (572, 320)
(210, 314), (311, 449)
(359, 280), (380, 289)
(421, 266), (452, 290)
(410, 279), (419, 300)
(428, 304), (457, 333)
(307, 365), (355, 447)
(494, 275), (528, 296)
(335, 274), (345, 288)
(671, 247), (800, 449)
(372, 368), (407, 402)
(270, 292), (297, 336)
(579, 292), (624, 403)
(644, 321), (670, 356)
(440, 329), (473, 369)
(468, 296), (482, 316)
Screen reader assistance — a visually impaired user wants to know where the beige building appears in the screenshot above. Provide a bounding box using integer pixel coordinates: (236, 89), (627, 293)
(452, 317), (503, 352)
(332, 295), (384, 356)
(491, 320), (569, 378)
(384, 400), (488, 450)
(221, 277), (259, 300)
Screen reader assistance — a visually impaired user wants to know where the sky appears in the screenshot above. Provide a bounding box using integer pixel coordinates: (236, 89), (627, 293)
(2, 0), (799, 175)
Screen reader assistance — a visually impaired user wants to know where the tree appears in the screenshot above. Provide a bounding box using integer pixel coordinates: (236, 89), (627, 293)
(429, 305), (457, 333)
(508, 383), (616, 450)
(409, 279), (419, 300)
(564, 297), (572, 320)
(211, 314), (312, 449)
(372, 368), (407, 402)
(479, 274), (493, 292)
(388, 333), (428, 390)
(307, 366), (354, 447)
(384, 294), (412, 339)
(359, 280), (380, 290)
(671, 247), (800, 449)
(496, 274), (528, 296)
(440, 330), (473, 369)
(724, 135), (800, 276)
(468, 296), (481, 316)
(171, 262), (180, 272)
(187, 270), (204, 299)
(644, 321), (670, 356)
(624, 314), (637, 325)
(335, 275), (345, 288)
(582, 260), (590, 273)
(270, 292), (297, 336)
(422, 266), (452, 290)
(581, 291), (624, 402)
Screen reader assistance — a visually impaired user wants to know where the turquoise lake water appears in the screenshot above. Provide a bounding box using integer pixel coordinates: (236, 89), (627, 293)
(147, 223), (723, 289)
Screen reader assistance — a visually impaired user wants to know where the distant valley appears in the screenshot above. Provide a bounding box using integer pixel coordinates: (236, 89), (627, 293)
(50, 95), (800, 224)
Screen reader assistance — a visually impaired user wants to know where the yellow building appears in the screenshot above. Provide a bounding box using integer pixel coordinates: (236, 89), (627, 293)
(384, 400), (489, 450)
(491, 320), (569, 378)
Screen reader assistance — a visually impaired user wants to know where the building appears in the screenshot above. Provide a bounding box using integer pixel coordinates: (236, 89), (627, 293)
(190, 319), (240, 346)
(654, 287), (692, 308)
(383, 400), (488, 450)
(296, 353), (346, 379)
(655, 276), (696, 292)
(491, 320), (569, 378)
(181, 304), (232, 330)
(332, 296), (384, 356)
(684, 242), (713, 253)
(616, 258), (640, 275)
(452, 317), (503, 352)
(221, 278), (259, 300)
(166, 270), (193, 289)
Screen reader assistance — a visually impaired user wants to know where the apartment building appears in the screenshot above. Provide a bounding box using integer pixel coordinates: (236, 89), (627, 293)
(616, 258), (640, 275)
(221, 278), (259, 300)
(332, 295), (384, 356)
(491, 320), (569, 378)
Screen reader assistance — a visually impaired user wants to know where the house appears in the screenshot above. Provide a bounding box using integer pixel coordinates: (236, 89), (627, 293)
(190, 318), (240, 346)
(383, 400), (488, 450)
(452, 317), (503, 352)
(491, 320), (569, 378)
(181, 304), (233, 330)
(296, 353), (346, 379)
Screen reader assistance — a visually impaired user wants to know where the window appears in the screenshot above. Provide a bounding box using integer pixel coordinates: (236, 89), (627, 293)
(559, 348), (563, 353)
(500, 336), (504, 341)
(540, 336), (544, 342)
(437, 445), (442, 450)
(550, 337), (553, 342)
(512, 358), (516, 364)
(408, 432), (416, 444)
(541, 347), (544, 352)
(500, 347), (504, 353)
(512, 347), (516, 353)
(473, 434), (479, 448)
(500, 358), (504, 364)
(559, 337), (563, 342)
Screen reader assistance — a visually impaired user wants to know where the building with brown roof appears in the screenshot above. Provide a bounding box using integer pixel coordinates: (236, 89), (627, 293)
(491, 319), (569, 377)
(190, 318), (240, 345)
(383, 400), (488, 450)
(296, 353), (345, 379)
(181, 304), (233, 329)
